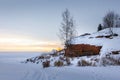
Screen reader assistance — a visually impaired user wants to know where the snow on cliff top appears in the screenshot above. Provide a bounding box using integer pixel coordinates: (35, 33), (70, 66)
(71, 28), (120, 55)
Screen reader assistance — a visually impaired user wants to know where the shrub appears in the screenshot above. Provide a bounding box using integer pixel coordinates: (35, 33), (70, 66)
(38, 56), (44, 59)
(66, 57), (71, 65)
(36, 61), (39, 64)
(44, 56), (51, 59)
(26, 59), (29, 62)
(106, 56), (120, 65)
(77, 61), (81, 66)
(81, 60), (91, 66)
(100, 54), (120, 66)
(26, 59), (35, 63)
(42, 60), (50, 68)
(59, 56), (65, 61)
(54, 60), (64, 67)
(78, 60), (91, 66)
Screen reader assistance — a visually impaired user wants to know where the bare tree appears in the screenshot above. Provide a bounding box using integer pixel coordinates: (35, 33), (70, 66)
(103, 11), (120, 35)
(59, 9), (76, 48)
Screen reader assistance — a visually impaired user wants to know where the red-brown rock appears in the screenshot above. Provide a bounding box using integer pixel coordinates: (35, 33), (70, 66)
(65, 44), (102, 57)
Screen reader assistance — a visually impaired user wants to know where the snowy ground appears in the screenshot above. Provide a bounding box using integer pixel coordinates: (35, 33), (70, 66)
(71, 28), (120, 56)
(0, 52), (120, 80)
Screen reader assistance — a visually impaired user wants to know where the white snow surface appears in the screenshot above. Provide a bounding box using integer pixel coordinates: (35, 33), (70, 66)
(0, 28), (120, 80)
(71, 28), (120, 55)
(0, 52), (120, 80)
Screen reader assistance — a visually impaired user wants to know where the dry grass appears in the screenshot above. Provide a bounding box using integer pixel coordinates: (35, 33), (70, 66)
(66, 57), (71, 65)
(42, 61), (50, 68)
(54, 60), (64, 67)
(78, 59), (91, 66)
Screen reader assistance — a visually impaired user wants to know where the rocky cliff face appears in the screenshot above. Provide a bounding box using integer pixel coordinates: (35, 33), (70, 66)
(65, 44), (102, 57)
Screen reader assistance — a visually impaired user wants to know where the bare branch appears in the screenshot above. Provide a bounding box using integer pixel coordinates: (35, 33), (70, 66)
(58, 9), (77, 48)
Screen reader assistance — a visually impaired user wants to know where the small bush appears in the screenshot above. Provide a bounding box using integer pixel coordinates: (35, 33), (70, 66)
(54, 60), (64, 67)
(44, 56), (51, 59)
(77, 61), (81, 66)
(78, 60), (91, 66)
(26, 59), (35, 63)
(36, 62), (39, 64)
(101, 54), (120, 66)
(42, 60), (50, 68)
(66, 57), (71, 65)
(38, 56), (44, 59)
(107, 57), (120, 65)
(59, 56), (65, 61)
(81, 60), (91, 66)
(26, 59), (29, 62)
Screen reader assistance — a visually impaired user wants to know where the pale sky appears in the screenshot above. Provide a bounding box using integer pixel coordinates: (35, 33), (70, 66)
(0, 0), (119, 52)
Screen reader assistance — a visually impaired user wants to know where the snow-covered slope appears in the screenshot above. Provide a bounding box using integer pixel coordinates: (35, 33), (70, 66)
(25, 28), (120, 66)
(71, 28), (120, 56)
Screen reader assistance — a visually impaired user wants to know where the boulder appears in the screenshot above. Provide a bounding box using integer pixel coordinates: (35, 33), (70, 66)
(65, 44), (102, 57)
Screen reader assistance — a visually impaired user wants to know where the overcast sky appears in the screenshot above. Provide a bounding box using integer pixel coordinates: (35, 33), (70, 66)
(0, 0), (119, 51)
